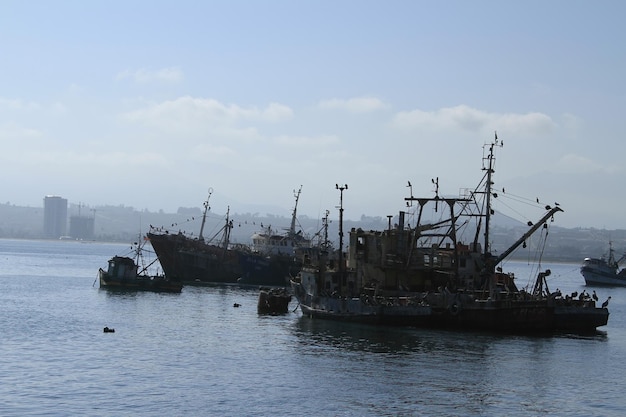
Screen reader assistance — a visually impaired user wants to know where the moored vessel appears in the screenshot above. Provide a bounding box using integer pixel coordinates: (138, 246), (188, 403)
(581, 242), (626, 286)
(98, 241), (182, 293)
(148, 189), (244, 284)
(148, 187), (308, 286)
(237, 186), (310, 287)
(291, 136), (609, 333)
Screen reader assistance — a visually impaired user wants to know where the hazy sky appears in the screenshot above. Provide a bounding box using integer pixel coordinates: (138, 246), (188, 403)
(1, 1), (624, 229)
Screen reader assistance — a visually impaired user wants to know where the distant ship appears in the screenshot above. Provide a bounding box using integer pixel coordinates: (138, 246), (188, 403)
(237, 186), (311, 286)
(148, 187), (309, 286)
(581, 242), (626, 286)
(292, 136), (609, 332)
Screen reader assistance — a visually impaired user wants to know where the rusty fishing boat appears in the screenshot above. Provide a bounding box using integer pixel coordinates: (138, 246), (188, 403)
(291, 137), (609, 332)
(148, 187), (309, 286)
(147, 189), (244, 285)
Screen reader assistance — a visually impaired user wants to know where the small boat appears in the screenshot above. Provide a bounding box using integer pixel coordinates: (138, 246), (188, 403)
(98, 240), (183, 293)
(257, 287), (292, 314)
(581, 242), (626, 286)
(291, 136), (609, 333)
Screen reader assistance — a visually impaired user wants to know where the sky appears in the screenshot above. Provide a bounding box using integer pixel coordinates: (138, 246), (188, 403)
(1, 1), (625, 229)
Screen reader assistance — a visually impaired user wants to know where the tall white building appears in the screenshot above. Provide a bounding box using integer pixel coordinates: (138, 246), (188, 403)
(43, 196), (67, 239)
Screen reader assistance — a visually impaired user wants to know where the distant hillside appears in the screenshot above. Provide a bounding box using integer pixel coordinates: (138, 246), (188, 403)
(1, 202), (625, 263)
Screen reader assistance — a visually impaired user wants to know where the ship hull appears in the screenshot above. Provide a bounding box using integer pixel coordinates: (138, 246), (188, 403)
(581, 267), (626, 287)
(99, 273), (182, 293)
(580, 256), (626, 286)
(292, 282), (609, 333)
(432, 301), (608, 333)
(148, 232), (298, 286)
(148, 232), (243, 284)
(237, 253), (301, 287)
(98, 261), (182, 293)
(297, 296), (433, 326)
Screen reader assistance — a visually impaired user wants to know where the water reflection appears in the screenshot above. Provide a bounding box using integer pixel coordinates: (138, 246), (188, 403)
(289, 315), (615, 416)
(293, 313), (608, 347)
(554, 330), (608, 341)
(291, 316), (517, 356)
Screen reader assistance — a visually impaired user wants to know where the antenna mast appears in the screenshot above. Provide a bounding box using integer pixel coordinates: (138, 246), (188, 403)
(336, 184), (348, 272)
(289, 185), (302, 237)
(483, 132), (501, 256)
(198, 187), (213, 242)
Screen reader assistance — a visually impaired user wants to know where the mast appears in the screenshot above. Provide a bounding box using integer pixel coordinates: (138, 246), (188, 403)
(289, 185), (302, 237)
(322, 209), (330, 250)
(198, 187), (213, 242)
(221, 206), (232, 250)
(336, 184), (348, 274)
(483, 135), (500, 256)
(609, 242), (616, 266)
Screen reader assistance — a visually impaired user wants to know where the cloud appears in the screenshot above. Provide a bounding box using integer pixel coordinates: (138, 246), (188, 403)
(392, 105), (556, 135)
(116, 67), (184, 83)
(122, 96), (293, 132)
(273, 134), (339, 147)
(259, 102), (295, 122)
(560, 112), (583, 131)
(67, 83), (84, 95)
(318, 96), (388, 113)
(0, 122), (43, 140)
(0, 97), (67, 118)
(0, 98), (41, 111)
(496, 111), (555, 134)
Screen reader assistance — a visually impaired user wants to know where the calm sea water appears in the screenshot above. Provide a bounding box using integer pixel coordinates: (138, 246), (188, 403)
(1, 238), (626, 416)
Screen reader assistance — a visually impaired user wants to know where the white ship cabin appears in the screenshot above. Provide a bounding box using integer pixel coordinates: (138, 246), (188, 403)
(251, 232), (297, 256)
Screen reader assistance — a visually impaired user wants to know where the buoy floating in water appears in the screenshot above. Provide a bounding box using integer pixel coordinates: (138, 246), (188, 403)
(103, 327), (115, 333)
